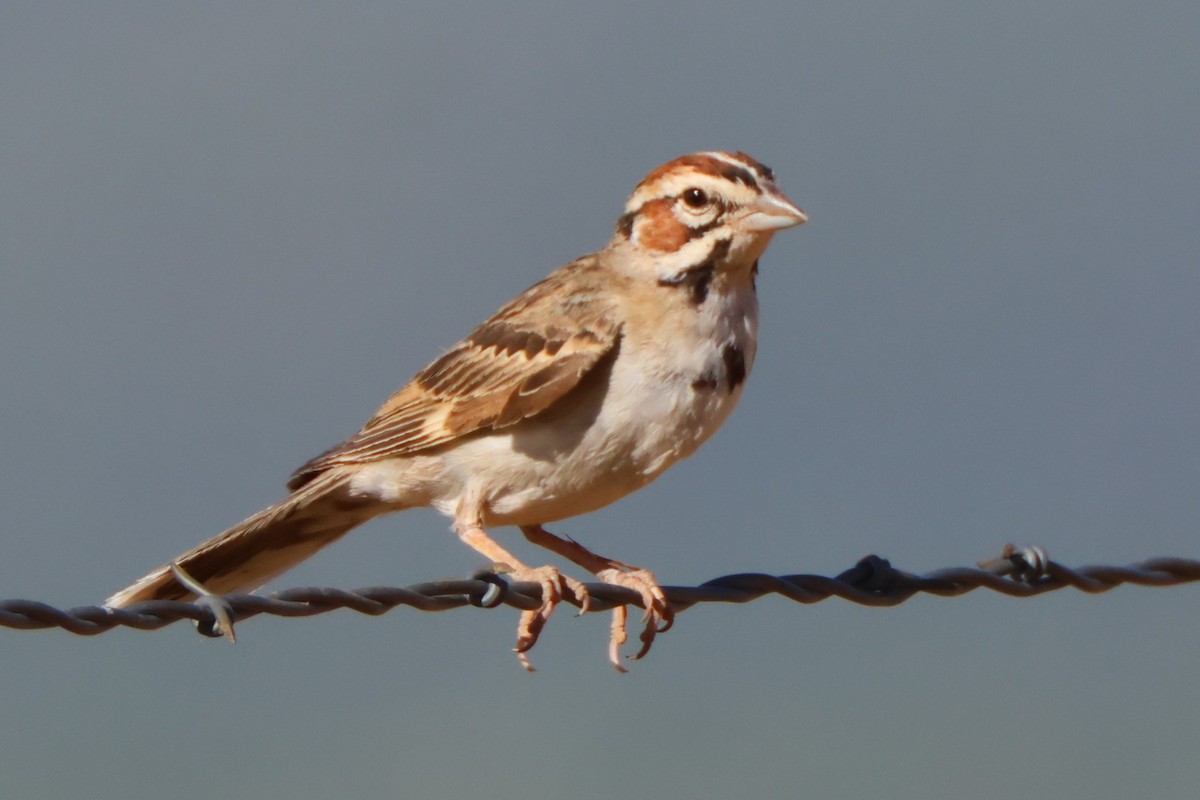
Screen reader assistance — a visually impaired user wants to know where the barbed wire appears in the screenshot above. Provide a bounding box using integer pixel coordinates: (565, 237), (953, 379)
(2, 546), (1197, 639)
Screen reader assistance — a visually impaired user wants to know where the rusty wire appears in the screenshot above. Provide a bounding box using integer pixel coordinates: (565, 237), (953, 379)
(1, 546), (1197, 639)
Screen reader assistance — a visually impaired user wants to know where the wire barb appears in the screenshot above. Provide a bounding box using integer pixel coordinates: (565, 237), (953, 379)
(2, 547), (1197, 637)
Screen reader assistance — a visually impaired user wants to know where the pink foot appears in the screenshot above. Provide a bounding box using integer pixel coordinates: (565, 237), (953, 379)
(506, 564), (590, 671)
(595, 566), (673, 670)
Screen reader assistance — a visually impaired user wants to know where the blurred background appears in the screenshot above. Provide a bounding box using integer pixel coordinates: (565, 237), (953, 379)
(1, 3), (1197, 798)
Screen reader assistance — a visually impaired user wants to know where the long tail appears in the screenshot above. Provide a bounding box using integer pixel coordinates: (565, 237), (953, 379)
(106, 469), (375, 607)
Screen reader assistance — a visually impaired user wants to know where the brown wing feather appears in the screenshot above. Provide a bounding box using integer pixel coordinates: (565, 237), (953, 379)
(287, 255), (621, 490)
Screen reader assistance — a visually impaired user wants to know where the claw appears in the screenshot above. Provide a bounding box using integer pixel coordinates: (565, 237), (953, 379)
(506, 565), (591, 671)
(514, 525), (674, 670)
(596, 567), (673, 665)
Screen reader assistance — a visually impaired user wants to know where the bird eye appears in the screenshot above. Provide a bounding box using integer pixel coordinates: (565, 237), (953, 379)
(681, 187), (709, 209)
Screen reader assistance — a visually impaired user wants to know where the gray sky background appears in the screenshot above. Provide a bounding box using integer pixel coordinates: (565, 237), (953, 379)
(2, 3), (1197, 798)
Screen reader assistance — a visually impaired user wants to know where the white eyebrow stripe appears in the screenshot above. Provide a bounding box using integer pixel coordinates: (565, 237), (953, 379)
(701, 151), (766, 185)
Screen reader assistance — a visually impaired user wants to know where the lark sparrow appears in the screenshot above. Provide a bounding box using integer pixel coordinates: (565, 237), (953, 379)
(107, 151), (807, 670)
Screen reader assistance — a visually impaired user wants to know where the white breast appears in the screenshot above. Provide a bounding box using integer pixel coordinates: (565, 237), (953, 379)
(349, 282), (759, 529)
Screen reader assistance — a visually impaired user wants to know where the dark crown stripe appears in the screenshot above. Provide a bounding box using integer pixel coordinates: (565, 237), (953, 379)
(730, 151), (774, 182)
(714, 161), (760, 188)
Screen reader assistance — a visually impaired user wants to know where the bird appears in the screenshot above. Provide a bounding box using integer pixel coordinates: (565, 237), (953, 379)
(106, 151), (807, 670)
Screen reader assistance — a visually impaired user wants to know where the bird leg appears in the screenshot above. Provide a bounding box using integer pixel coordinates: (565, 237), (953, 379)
(520, 524), (673, 671)
(455, 520), (588, 671)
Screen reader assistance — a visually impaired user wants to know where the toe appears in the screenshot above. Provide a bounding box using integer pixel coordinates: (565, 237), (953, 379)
(563, 574), (591, 615)
(608, 606), (629, 673)
(506, 564), (589, 671)
(594, 566), (673, 664)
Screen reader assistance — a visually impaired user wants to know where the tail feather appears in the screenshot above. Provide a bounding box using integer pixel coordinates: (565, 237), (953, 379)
(106, 469), (374, 607)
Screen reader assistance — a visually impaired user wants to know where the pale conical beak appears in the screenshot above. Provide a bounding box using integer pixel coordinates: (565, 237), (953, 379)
(740, 191), (808, 231)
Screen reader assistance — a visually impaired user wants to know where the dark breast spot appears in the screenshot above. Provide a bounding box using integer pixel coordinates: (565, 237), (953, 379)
(722, 343), (747, 390)
(692, 343), (748, 393)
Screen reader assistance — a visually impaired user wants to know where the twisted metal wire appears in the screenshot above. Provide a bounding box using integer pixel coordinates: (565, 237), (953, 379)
(2, 546), (1197, 639)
